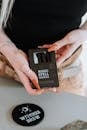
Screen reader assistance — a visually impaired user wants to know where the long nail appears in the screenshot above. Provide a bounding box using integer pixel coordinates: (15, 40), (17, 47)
(32, 79), (41, 90)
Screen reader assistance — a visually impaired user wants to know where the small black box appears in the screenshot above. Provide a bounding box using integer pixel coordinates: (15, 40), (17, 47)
(28, 48), (59, 88)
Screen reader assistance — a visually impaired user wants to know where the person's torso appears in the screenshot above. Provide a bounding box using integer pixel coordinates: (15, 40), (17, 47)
(5, 0), (87, 53)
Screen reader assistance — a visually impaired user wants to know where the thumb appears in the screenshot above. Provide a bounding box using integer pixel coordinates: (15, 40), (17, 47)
(38, 44), (52, 49)
(48, 38), (69, 52)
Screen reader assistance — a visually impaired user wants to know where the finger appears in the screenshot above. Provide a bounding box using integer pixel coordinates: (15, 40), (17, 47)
(26, 70), (41, 90)
(56, 53), (61, 60)
(31, 79), (41, 90)
(38, 44), (52, 49)
(55, 45), (71, 60)
(55, 45), (70, 54)
(48, 87), (62, 93)
(48, 87), (57, 92)
(16, 69), (44, 95)
(34, 88), (46, 95)
(21, 64), (41, 90)
(56, 47), (72, 67)
(16, 69), (37, 94)
(56, 42), (80, 67)
(48, 39), (69, 52)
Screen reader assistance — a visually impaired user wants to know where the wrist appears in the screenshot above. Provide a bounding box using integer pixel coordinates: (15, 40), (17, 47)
(0, 41), (18, 56)
(0, 30), (18, 55)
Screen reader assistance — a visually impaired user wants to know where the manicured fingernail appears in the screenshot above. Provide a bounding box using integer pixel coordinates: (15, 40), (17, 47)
(48, 49), (51, 52)
(32, 79), (41, 90)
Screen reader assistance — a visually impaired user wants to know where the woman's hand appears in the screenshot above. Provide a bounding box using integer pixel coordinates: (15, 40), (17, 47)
(39, 29), (87, 93)
(0, 42), (46, 95)
(40, 29), (87, 67)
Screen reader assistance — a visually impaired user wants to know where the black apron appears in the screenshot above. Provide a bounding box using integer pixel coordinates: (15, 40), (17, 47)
(5, 0), (87, 53)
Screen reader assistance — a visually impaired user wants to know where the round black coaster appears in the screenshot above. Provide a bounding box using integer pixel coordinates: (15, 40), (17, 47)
(12, 103), (44, 126)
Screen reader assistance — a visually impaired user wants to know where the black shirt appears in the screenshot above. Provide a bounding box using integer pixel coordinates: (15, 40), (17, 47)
(5, 0), (87, 53)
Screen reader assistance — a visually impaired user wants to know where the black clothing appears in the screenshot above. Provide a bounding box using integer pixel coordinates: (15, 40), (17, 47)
(5, 0), (87, 53)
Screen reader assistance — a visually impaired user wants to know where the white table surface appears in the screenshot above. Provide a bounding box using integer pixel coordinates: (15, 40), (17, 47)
(0, 77), (87, 130)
